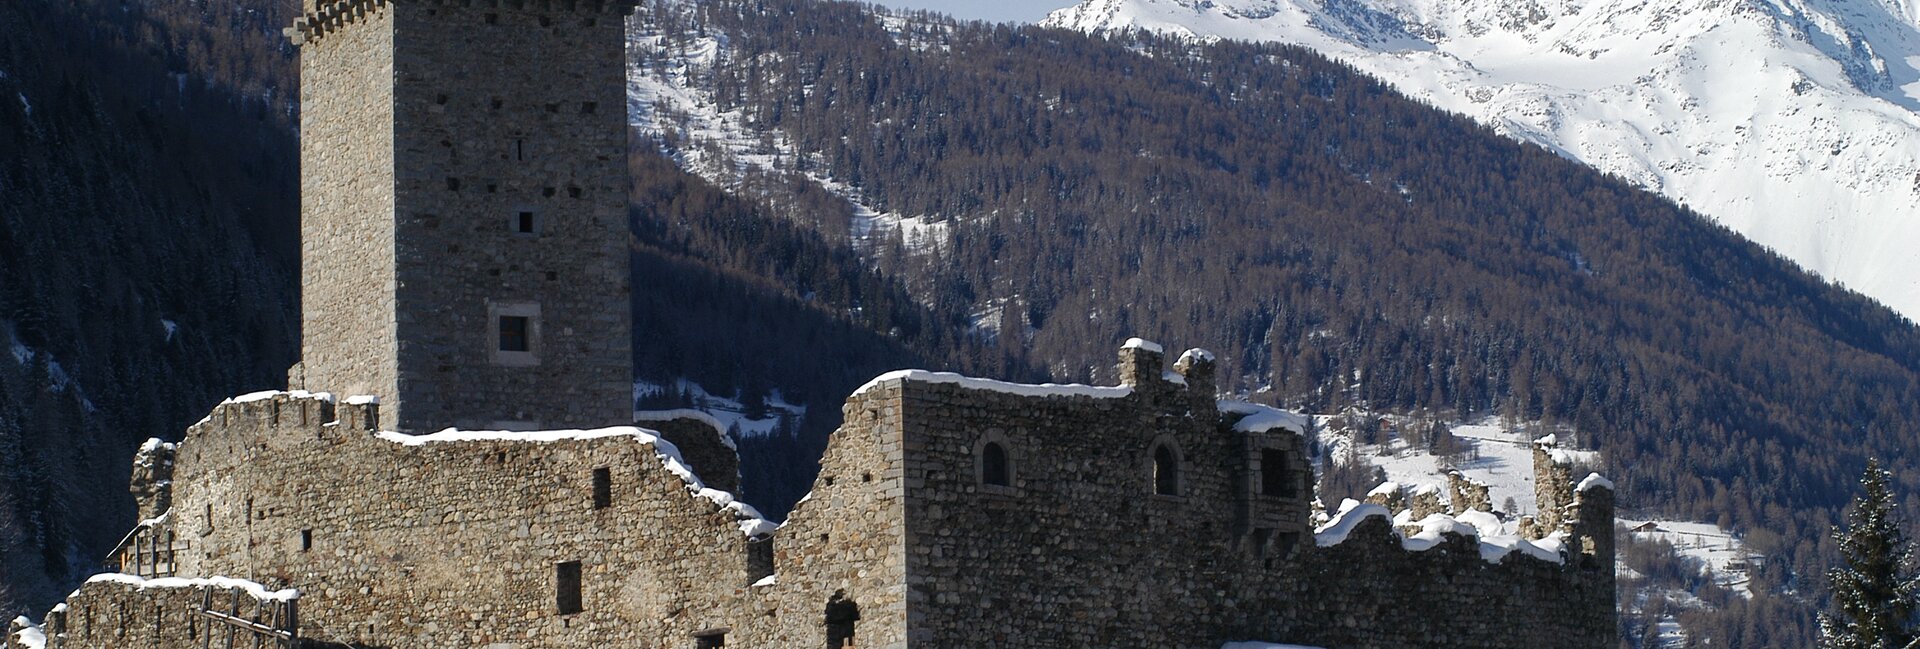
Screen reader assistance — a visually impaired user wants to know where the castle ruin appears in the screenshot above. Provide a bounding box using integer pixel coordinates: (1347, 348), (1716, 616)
(5, 0), (1617, 645)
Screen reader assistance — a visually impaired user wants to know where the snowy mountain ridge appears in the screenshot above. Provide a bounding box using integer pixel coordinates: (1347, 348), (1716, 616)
(1045, 0), (1920, 320)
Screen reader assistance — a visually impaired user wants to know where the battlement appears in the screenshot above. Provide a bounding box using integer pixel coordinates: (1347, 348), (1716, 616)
(288, 0), (636, 45)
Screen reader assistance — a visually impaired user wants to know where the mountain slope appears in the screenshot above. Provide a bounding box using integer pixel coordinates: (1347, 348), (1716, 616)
(624, 1), (1920, 643)
(1045, 0), (1920, 321)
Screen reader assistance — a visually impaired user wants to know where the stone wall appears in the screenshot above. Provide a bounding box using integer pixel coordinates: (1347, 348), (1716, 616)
(12, 575), (297, 649)
(32, 343), (1613, 649)
(292, 0), (400, 408)
(878, 343), (1612, 649)
(291, 0), (634, 433)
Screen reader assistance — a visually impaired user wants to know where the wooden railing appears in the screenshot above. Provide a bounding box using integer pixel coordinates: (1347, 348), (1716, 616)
(107, 521), (186, 578)
(196, 586), (299, 649)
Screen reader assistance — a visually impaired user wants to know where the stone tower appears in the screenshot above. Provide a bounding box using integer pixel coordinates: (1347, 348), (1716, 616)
(287, 0), (634, 432)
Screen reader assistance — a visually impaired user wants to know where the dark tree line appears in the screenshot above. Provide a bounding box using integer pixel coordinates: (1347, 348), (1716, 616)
(0, 0), (300, 615)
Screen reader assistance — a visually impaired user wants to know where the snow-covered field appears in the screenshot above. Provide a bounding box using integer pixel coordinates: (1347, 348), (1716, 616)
(1047, 0), (1920, 320)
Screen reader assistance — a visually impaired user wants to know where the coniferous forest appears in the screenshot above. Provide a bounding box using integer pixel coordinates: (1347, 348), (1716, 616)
(1, 0), (1917, 644)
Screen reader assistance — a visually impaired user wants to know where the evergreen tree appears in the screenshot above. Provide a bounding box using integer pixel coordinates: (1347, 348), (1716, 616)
(1821, 459), (1920, 649)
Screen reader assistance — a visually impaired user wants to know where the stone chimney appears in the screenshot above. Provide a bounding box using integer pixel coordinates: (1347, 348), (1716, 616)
(1117, 338), (1166, 389)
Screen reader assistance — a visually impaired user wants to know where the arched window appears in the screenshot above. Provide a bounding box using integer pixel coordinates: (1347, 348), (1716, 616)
(1153, 444), (1181, 496)
(981, 442), (1011, 488)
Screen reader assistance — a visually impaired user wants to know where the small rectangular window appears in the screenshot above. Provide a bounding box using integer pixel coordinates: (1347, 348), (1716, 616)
(555, 561), (582, 615)
(514, 139), (526, 161)
(514, 211), (537, 235)
(1261, 448), (1296, 498)
(695, 631), (726, 648)
(592, 467), (611, 509)
(580, 101), (597, 115)
(499, 316), (531, 353)
(300, 529), (313, 552)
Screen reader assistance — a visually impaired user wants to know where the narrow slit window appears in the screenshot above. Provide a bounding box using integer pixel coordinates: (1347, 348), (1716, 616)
(514, 211), (537, 235)
(592, 467), (611, 509)
(300, 529), (313, 552)
(555, 561), (582, 614)
(981, 442), (1010, 488)
(499, 316), (531, 353)
(1153, 445), (1180, 496)
(514, 139), (526, 161)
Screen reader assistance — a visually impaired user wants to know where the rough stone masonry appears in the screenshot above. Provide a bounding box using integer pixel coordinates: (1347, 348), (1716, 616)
(6, 0), (1618, 644)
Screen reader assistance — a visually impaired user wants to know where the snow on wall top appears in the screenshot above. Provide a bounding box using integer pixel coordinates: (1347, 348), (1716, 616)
(1576, 472), (1615, 493)
(1217, 400), (1311, 435)
(1179, 347), (1216, 364)
(1122, 337), (1165, 354)
(851, 369), (1134, 400)
(343, 395), (379, 406)
(1314, 499), (1565, 564)
(632, 409), (736, 451)
(376, 427), (776, 538)
(85, 573), (299, 602)
(226, 390), (334, 405)
(9, 617), (44, 649)
(137, 438), (175, 455)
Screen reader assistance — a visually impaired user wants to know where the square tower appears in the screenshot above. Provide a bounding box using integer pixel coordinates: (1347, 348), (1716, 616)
(288, 0), (634, 432)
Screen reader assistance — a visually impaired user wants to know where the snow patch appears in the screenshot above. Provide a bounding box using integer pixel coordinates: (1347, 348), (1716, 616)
(9, 617), (43, 649)
(1576, 472), (1615, 493)
(1217, 400), (1312, 435)
(1123, 337), (1165, 354)
(86, 573), (298, 602)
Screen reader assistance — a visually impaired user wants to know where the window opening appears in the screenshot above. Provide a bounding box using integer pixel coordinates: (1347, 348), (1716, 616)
(515, 211), (537, 234)
(580, 101), (597, 114)
(1261, 448), (1296, 498)
(825, 590), (861, 649)
(514, 139), (526, 161)
(1153, 445), (1180, 496)
(300, 529), (313, 552)
(981, 442), (1010, 488)
(499, 316), (531, 353)
(555, 561), (582, 614)
(592, 467), (612, 509)
(694, 630), (727, 648)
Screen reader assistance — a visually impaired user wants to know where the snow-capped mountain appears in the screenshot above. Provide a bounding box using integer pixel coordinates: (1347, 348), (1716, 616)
(1046, 0), (1920, 320)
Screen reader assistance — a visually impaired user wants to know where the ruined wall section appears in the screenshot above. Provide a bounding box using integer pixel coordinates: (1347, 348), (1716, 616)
(387, 0), (633, 431)
(756, 386), (912, 648)
(163, 392), (773, 648)
(892, 348), (1298, 647)
(292, 1), (399, 404)
(1294, 513), (1615, 649)
(22, 575), (297, 649)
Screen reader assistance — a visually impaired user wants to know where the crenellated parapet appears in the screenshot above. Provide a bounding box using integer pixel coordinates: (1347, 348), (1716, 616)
(287, 0), (637, 45)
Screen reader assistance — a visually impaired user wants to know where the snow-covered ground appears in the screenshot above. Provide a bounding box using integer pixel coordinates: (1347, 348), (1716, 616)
(1314, 414), (1592, 519)
(1046, 0), (1920, 320)
(633, 378), (807, 439)
(1622, 518), (1764, 597)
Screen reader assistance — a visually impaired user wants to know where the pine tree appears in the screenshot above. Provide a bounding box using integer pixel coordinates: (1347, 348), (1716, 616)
(1821, 459), (1920, 649)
